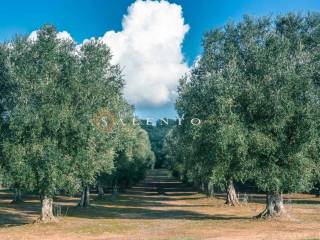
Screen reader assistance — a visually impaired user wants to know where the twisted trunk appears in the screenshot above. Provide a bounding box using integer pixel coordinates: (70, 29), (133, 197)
(79, 186), (90, 207)
(207, 182), (214, 198)
(225, 179), (239, 206)
(97, 181), (104, 199)
(11, 188), (23, 203)
(36, 196), (56, 223)
(257, 192), (285, 218)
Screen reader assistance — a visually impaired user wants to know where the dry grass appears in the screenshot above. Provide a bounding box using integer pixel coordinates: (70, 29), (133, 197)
(0, 170), (319, 240)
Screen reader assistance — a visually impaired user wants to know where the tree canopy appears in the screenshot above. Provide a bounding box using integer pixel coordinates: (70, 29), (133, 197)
(0, 25), (154, 221)
(168, 13), (320, 216)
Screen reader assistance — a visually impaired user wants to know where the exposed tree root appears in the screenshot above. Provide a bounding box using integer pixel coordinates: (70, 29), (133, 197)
(256, 193), (285, 218)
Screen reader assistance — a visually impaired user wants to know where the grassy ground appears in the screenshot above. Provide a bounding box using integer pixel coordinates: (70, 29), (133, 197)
(0, 169), (319, 240)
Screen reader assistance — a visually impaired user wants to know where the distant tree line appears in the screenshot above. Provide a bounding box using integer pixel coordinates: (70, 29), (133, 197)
(141, 118), (176, 168)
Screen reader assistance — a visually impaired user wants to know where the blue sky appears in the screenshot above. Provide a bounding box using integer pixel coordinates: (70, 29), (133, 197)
(1, 0), (320, 119)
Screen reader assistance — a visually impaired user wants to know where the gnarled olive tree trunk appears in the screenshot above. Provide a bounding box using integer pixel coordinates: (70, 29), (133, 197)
(207, 182), (215, 198)
(257, 192), (285, 218)
(97, 181), (105, 199)
(112, 178), (119, 197)
(36, 196), (56, 223)
(11, 188), (23, 203)
(79, 186), (90, 207)
(225, 179), (239, 206)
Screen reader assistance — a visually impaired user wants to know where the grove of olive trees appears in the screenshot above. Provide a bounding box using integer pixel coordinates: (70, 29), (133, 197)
(165, 13), (320, 217)
(0, 25), (154, 222)
(0, 13), (319, 240)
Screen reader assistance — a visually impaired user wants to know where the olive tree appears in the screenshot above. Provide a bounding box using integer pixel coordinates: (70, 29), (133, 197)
(0, 25), (132, 220)
(173, 13), (320, 214)
(1, 26), (80, 221)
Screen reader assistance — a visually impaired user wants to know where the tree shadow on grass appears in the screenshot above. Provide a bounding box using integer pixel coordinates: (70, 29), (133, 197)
(214, 193), (320, 205)
(68, 204), (250, 221)
(93, 195), (215, 208)
(0, 190), (40, 226)
(117, 195), (207, 202)
(0, 201), (40, 227)
(0, 209), (31, 227)
(285, 199), (320, 205)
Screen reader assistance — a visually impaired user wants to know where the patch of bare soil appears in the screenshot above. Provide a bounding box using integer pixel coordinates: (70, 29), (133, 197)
(0, 170), (319, 240)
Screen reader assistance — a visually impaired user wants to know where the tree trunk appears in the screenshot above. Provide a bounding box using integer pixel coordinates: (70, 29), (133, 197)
(97, 182), (104, 199)
(200, 182), (206, 193)
(112, 182), (118, 197)
(79, 186), (90, 207)
(36, 196), (56, 223)
(207, 182), (214, 198)
(256, 192), (285, 218)
(11, 188), (23, 203)
(225, 179), (239, 206)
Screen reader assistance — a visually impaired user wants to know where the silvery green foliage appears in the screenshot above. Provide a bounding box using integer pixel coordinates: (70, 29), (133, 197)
(172, 13), (320, 194)
(0, 25), (154, 200)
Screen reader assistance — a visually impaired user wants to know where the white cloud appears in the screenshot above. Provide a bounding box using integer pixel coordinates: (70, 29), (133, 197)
(28, 30), (38, 42)
(100, 0), (189, 106)
(28, 30), (73, 42)
(56, 31), (73, 41)
(27, 1), (189, 107)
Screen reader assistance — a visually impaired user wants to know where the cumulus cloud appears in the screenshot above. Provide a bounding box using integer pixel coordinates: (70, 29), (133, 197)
(28, 31), (38, 41)
(100, 0), (189, 106)
(27, 1), (189, 107)
(56, 31), (73, 41)
(28, 30), (73, 42)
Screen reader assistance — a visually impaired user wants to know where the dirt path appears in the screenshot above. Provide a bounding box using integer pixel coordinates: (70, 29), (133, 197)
(0, 169), (319, 240)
